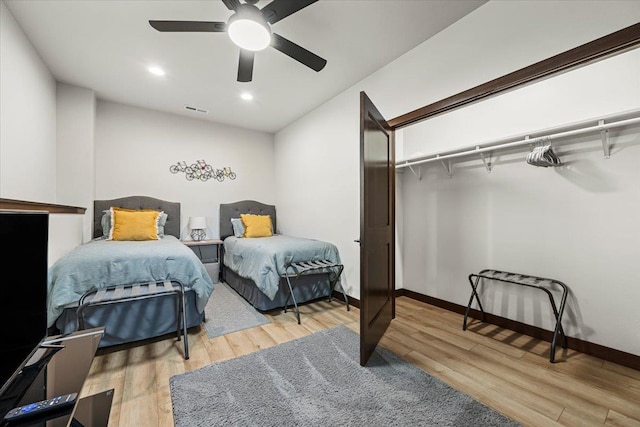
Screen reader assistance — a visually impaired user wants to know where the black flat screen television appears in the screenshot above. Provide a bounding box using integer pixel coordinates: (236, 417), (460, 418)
(0, 211), (49, 391)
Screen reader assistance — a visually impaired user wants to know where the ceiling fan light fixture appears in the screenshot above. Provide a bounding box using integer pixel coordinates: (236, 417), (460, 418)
(149, 0), (326, 82)
(228, 8), (271, 51)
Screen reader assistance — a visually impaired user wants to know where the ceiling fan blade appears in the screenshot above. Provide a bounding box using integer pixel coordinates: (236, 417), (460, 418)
(271, 33), (326, 72)
(260, 0), (318, 24)
(149, 20), (226, 32)
(221, 0), (241, 11)
(237, 49), (255, 82)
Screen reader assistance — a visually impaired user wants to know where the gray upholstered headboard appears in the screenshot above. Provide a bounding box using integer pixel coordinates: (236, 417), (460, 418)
(93, 196), (181, 239)
(219, 200), (276, 240)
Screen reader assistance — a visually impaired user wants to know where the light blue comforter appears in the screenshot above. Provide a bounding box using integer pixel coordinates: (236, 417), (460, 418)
(47, 235), (214, 327)
(223, 234), (341, 300)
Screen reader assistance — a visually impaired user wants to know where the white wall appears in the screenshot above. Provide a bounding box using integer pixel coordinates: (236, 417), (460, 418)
(275, 97), (361, 297)
(0, 1), (56, 202)
(0, 1), (84, 266)
(274, 0), (640, 355)
(94, 100), (275, 239)
(401, 49), (640, 158)
(56, 83), (96, 242)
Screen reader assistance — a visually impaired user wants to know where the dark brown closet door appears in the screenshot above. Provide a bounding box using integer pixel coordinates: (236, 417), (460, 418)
(359, 91), (395, 366)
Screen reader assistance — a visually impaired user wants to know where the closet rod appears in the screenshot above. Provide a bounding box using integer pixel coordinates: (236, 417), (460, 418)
(396, 110), (640, 169)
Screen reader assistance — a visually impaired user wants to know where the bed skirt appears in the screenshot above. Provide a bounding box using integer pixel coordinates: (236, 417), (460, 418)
(223, 266), (331, 312)
(54, 289), (204, 348)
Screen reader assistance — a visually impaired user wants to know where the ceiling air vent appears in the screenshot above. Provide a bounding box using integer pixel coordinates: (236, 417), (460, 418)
(184, 105), (208, 114)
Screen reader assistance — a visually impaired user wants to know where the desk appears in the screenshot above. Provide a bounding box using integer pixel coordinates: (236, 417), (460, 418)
(0, 328), (113, 426)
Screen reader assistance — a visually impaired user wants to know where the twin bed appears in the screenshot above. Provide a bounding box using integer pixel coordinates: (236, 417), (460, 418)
(48, 196), (214, 348)
(46, 197), (345, 349)
(219, 200), (346, 315)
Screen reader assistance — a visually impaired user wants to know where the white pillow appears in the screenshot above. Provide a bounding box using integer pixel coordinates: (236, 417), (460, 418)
(231, 217), (245, 238)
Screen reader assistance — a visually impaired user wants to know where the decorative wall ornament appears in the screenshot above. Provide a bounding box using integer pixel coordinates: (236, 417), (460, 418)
(169, 160), (236, 182)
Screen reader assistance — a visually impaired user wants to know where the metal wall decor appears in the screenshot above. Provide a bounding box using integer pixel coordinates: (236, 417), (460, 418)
(169, 160), (237, 182)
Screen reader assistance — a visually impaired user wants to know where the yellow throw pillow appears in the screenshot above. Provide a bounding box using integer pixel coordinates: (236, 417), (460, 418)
(240, 214), (273, 238)
(109, 207), (160, 241)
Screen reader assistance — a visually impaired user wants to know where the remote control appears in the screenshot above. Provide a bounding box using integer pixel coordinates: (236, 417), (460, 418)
(3, 392), (77, 422)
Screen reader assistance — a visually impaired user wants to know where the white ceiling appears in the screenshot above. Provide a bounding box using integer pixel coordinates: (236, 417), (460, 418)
(5, 0), (485, 133)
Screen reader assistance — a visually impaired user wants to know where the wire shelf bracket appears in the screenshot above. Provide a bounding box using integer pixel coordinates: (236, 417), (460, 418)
(478, 146), (492, 173)
(439, 156), (453, 178)
(408, 164), (422, 180)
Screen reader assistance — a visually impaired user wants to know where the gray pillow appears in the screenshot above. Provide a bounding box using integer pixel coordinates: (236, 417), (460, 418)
(231, 217), (245, 238)
(157, 211), (168, 237)
(101, 209), (168, 238)
(100, 209), (111, 238)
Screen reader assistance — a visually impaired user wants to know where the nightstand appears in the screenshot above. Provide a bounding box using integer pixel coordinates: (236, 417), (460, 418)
(183, 239), (222, 283)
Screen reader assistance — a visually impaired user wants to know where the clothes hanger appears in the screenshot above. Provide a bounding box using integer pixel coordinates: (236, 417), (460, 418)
(526, 138), (561, 167)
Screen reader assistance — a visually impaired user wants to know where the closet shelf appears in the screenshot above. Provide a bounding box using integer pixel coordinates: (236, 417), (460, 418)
(396, 109), (640, 178)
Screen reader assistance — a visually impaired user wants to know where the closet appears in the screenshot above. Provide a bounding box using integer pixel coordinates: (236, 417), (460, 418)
(377, 23), (640, 368)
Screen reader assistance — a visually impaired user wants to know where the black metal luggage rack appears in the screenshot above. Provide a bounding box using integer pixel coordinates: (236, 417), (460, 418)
(76, 281), (189, 359)
(463, 269), (569, 363)
(282, 260), (349, 324)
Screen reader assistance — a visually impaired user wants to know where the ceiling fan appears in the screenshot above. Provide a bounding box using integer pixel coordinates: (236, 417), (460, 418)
(149, 0), (327, 83)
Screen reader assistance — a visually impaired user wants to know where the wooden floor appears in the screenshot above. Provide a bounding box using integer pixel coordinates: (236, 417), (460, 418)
(82, 296), (640, 427)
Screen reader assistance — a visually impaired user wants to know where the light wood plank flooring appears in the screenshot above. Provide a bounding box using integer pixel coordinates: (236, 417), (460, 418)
(82, 296), (640, 426)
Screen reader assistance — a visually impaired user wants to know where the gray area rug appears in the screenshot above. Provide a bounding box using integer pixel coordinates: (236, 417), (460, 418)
(170, 325), (520, 427)
(204, 281), (269, 338)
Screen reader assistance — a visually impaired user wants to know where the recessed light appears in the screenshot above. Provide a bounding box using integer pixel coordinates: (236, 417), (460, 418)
(240, 92), (253, 101)
(148, 66), (166, 76)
